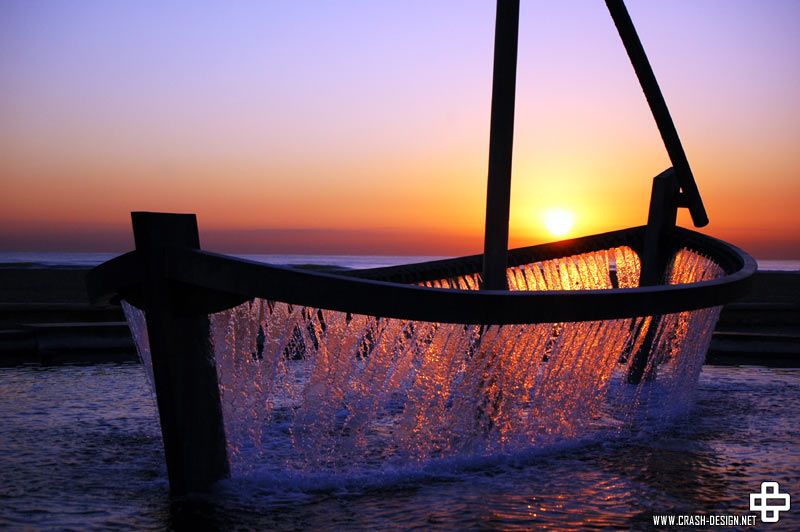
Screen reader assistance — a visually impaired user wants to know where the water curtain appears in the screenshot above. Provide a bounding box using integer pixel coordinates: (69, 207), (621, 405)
(123, 246), (725, 475)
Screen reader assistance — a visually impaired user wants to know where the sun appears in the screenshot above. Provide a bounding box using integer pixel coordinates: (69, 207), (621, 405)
(543, 208), (575, 237)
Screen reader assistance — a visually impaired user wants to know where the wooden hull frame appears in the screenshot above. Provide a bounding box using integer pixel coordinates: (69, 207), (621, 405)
(88, 218), (755, 325)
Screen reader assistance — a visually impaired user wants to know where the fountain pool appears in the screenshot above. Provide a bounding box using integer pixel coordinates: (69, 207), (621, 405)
(1, 362), (797, 531)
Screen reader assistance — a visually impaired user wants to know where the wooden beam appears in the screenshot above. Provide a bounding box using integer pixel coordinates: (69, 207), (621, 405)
(605, 0), (709, 228)
(482, 0), (521, 290)
(159, 228), (755, 326)
(131, 212), (229, 495)
(627, 170), (681, 384)
(639, 168), (680, 287)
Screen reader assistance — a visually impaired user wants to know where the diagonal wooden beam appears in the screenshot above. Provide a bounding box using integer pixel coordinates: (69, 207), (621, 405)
(606, 0), (709, 228)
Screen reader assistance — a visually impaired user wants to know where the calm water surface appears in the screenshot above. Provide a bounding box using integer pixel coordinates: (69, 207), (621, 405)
(0, 363), (797, 531)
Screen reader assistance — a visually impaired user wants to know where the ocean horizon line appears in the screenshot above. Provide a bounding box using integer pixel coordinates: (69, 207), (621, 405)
(0, 251), (798, 272)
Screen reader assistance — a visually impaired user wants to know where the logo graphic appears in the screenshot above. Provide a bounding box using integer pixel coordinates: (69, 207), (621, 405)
(750, 482), (791, 523)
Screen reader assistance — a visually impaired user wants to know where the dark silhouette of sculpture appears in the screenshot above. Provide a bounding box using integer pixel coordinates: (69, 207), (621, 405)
(87, 0), (755, 495)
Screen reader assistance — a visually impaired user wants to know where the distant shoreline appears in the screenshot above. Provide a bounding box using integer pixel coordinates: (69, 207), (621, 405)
(0, 253), (451, 271)
(0, 254), (798, 272)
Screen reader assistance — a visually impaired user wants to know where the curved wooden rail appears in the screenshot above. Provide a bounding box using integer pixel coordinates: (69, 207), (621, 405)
(88, 225), (756, 325)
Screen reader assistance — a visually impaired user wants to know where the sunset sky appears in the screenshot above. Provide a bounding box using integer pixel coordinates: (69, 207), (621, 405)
(1, 1), (798, 258)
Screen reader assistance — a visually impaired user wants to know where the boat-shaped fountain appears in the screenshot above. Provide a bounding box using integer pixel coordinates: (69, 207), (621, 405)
(87, 0), (755, 495)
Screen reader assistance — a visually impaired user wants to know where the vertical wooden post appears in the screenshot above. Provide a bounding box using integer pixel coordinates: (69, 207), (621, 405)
(627, 169), (679, 384)
(132, 212), (229, 495)
(482, 0), (520, 290)
(639, 168), (679, 287)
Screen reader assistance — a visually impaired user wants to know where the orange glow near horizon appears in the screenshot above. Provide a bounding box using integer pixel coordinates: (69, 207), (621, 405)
(1, 2), (799, 258)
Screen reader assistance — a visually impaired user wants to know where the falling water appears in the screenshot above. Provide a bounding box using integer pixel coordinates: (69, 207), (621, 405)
(122, 300), (153, 393)
(122, 246), (725, 478)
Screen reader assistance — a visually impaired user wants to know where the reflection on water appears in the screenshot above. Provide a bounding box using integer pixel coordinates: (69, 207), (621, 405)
(0, 364), (169, 530)
(0, 363), (797, 531)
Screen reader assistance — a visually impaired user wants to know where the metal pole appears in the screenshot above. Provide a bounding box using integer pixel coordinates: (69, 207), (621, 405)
(605, 0), (709, 228)
(482, 0), (521, 290)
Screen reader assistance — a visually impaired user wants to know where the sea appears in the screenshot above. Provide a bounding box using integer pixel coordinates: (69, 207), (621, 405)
(0, 252), (448, 270)
(0, 252), (798, 530)
(0, 251), (798, 271)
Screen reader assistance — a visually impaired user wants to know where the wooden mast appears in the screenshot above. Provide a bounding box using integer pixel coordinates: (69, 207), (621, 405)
(482, 0), (521, 291)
